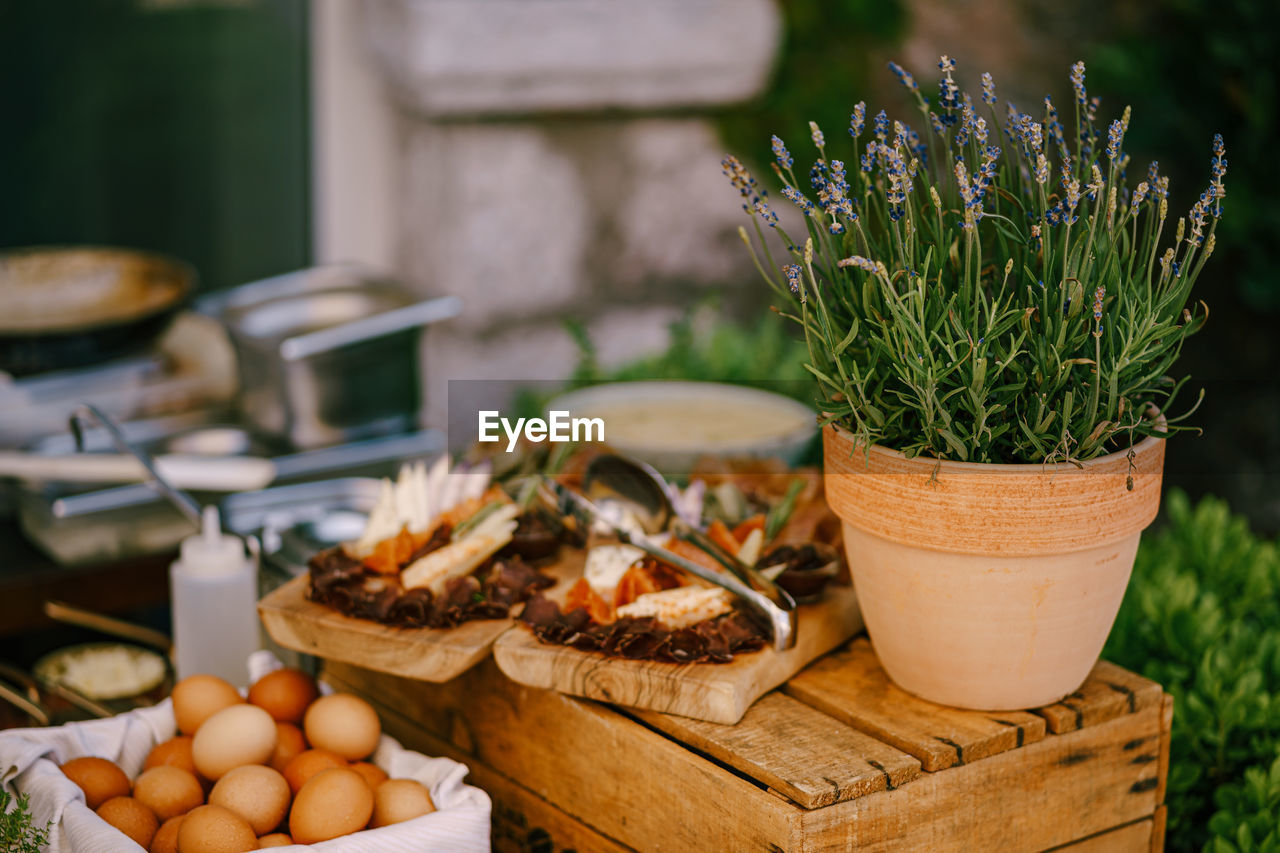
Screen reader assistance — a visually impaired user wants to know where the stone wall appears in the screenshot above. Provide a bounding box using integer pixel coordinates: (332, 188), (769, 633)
(358, 0), (782, 435)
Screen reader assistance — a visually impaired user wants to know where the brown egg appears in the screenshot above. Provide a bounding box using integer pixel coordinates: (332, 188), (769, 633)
(191, 704), (277, 781)
(248, 668), (319, 724)
(61, 756), (130, 809)
(256, 833), (293, 848)
(349, 761), (388, 790)
(290, 768), (374, 844)
(134, 766), (205, 821)
(371, 778), (436, 827)
(172, 675), (243, 736)
(168, 676), (240, 732)
(144, 737), (199, 776)
(303, 694), (381, 761)
(97, 796), (159, 849)
(268, 722), (307, 773)
(175, 804), (257, 853)
(282, 749), (346, 795)
(150, 815), (185, 853)
(208, 765), (291, 836)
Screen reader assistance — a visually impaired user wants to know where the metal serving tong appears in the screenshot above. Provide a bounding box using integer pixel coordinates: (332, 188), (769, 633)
(581, 454), (798, 592)
(538, 468), (797, 651)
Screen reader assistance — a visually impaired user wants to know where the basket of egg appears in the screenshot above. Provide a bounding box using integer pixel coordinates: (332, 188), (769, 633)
(0, 659), (490, 851)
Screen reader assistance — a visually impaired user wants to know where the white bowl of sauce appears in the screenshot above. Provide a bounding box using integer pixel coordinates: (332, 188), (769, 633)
(548, 381), (817, 476)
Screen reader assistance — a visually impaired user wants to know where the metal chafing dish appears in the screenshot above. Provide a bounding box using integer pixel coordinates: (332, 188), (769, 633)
(198, 264), (461, 449)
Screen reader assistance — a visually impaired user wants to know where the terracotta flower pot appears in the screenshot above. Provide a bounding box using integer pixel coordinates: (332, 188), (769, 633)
(823, 423), (1165, 710)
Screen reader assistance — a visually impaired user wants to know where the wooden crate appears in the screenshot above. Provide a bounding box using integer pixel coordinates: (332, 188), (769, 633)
(323, 637), (1171, 852)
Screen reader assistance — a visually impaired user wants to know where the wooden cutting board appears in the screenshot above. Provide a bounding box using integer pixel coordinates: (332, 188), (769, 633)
(257, 554), (582, 683)
(492, 579), (864, 724)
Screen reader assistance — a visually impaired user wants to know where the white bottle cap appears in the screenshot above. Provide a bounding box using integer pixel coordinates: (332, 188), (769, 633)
(178, 505), (246, 576)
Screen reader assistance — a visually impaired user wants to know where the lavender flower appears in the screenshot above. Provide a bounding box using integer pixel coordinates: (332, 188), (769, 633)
(888, 61), (918, 92)
(1209, 134), (1227, 216)
(1131, 181), (1150, 209)
(1035, 153), (1049, 185)
(981, 72), (996, 105)
(1092, 286), (1105, 337)
(874, 109), (889, 142)
(754, 199), (779, 227)
(849, 102), (867, 139)
(781, 185), (815, 216)
(809, 121), (825, 149)
(1087, 164), (1104, 201)
(836, 255), (880, 273)
(782, 264), (803, 295)
(1070, 61), (1087, 106)
(938, 55), (960, 112)
(1106, 119), (1123, 161)
(771, 135), (794, 169)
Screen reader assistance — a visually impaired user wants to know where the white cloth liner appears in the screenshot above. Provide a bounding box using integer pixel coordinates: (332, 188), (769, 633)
(0, 652), (490, 852)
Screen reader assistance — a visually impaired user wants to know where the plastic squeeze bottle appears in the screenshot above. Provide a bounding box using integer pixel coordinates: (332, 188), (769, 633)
(170, 505), (259, 686)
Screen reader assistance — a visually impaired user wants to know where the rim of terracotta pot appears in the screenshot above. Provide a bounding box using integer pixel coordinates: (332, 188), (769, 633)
(822, 418), (1167, 557)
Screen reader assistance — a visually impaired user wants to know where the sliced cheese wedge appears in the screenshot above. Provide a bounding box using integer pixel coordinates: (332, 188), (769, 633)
(401, 504), (519, 595)
(736, 527), (764, 568)
(583, 544), (645, 601)
(615, 585), (733, 630)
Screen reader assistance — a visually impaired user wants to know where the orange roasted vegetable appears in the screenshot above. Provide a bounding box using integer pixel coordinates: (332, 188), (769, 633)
(731, 515), (766, 544)
(664, 538), (724, 575)
(362, 526), (417, 574)
(565, 578), (613, 624)
(614, 562), (683, 609)
(707, 519), (741, 556)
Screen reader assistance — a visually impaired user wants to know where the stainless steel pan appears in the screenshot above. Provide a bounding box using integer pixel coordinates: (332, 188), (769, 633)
(0, 247), (194, 376)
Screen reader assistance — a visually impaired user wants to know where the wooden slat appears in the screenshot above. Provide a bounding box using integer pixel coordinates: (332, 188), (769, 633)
(1155, 694), (1173, 807)
(631, 691), (921, 809)
(1048, 819), (1154, 852)
(1150, 806), (1166, 853)
(258, 555), (580, 683)
(797, 703), (1164, 852)
(492, 580), (864, 725)
(324, 659), (800, 851)
(785, 638), (1046, 771)
(1034, 661), (1164, 734)
(325, 669), (630, 853)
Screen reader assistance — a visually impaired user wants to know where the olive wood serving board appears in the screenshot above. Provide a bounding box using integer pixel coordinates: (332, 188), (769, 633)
(492, 578), (863, 724)
(257, 554), (582, 683)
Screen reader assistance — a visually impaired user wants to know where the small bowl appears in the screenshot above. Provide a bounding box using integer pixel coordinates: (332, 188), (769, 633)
(33, 642), (172, 714)
(547, 381), (816, 478)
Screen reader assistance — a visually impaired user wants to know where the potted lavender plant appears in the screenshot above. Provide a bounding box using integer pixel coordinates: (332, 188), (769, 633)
(727, 57), (1226, 709)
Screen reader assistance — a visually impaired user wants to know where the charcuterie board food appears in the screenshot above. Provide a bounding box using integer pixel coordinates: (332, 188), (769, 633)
(259, 450), (863, 707)
(494, 456), (864, 723)
(259, 457), (578, 683)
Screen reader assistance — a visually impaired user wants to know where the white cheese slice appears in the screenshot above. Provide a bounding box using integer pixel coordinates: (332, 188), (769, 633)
(583, 544), (645, 600)
(736, 528), (763, 568)
(615, 586), (733, 630)
(400, 504), (518, 594)
(349, 457), (493, 557)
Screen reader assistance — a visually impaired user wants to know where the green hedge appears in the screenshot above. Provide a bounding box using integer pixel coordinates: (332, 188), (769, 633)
(1107, 491), (1280, 850)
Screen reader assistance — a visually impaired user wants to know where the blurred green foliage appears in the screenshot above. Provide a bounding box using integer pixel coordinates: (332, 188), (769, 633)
(1088, 0), (1280, 310)
(1107, 492), (1280, 850)
(717, 0), (907, 171)
(561, 310), (810, 392)
(515, 307), (813, 420)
